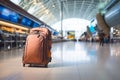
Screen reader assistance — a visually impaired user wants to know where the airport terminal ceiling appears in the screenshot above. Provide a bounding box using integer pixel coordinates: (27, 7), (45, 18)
(10, 0), (111, 26)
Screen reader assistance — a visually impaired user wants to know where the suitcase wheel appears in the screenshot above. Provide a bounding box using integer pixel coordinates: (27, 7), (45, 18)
(23, 64), (25, 67)
(48, 57), (52, 62)
(45, 64), (48, 68)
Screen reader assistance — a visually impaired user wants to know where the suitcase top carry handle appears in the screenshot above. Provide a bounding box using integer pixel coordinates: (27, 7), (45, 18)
(29, 28), (49, 38)
(30, 30), (46, 38)
(29, 30), (41, 38)
(30, 28), (48, 35)
(30, 30), (40, 34)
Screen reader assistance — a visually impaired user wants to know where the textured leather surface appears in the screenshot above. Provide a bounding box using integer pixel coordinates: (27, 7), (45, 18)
(23, 27), (52, 65)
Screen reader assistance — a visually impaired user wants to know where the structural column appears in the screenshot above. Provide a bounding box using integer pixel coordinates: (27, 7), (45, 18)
(96, 13), (110, 36)
(87, 26), (92, 37)
(60, 1), (63, 39)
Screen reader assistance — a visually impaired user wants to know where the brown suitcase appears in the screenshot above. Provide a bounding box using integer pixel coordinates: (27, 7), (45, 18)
(22, 27), (52, 67)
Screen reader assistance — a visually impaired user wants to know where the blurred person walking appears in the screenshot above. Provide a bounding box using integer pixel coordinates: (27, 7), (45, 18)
(99, 30), (105, 46)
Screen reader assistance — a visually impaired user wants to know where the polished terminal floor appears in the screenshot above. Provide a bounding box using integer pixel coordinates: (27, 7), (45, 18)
(0, 41), (120, 80)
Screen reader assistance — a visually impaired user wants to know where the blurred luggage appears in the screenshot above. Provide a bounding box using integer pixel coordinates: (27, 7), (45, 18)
(22, 27), (52, 67)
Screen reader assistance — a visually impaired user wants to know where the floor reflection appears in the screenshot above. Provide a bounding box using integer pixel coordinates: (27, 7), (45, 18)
(0, 48), (23, 61)
(1, 41), (120, 80)
(110, 43), (120, 56)
(51, 42), (98, 67)
(1, 41), (120, 66)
